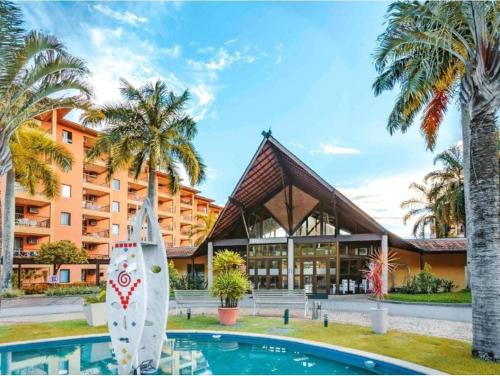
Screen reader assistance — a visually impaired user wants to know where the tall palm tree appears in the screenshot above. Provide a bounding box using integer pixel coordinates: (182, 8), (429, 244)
(190, 212), (217, 246)
(2, 125), (73, 289)
(401, 182), (442, 238)
(1, 1), (90, 291)
(373, 1), (499, 359)
(425, 145), (465, 236)
(83, 79), (206, 210)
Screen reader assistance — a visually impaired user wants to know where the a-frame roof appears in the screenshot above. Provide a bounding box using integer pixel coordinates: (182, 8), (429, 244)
(205, 134), (418, 251)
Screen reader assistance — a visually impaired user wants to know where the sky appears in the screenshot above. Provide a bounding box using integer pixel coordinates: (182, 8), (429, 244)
(19, 1), (463, 238)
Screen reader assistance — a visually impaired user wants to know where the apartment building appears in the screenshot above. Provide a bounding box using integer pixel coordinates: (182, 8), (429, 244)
(3, 109), (221, 286)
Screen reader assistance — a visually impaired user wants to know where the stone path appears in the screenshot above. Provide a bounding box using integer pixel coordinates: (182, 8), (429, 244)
(0, 295), (472, 342)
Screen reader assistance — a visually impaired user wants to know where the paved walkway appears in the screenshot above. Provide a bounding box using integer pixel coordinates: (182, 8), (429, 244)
(0, 295), (472, 341)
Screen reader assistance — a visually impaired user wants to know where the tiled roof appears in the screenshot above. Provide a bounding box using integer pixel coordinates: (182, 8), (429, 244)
(166, 246), (197, 258)
(407, 238), (467, 253)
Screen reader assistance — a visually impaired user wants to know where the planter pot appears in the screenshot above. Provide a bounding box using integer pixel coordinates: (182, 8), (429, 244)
(370, 307), (388, 334)
(218, 307), (239, 326)
(83, 303), (107, 327)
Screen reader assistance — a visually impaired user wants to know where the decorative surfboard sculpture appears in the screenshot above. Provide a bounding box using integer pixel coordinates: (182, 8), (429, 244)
(107, 198), (169, 374)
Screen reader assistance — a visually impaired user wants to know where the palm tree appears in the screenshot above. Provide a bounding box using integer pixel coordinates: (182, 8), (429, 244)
(3, 125), (73, 289)
(190, 212), (217, 246)
(1, 1), (90, 291)
(373, 1), (499, 359)
(425, 145), (465, 236)
(83, 79), (206, 211)
(401, 182), (442, 238)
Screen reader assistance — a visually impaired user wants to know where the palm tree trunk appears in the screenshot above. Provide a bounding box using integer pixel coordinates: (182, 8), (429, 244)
(462, 94), (500, 360)
(2, 169), (15, 290)
(147, 164), (157, 241)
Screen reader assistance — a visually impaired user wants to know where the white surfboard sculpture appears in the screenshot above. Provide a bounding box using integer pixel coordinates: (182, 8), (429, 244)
(107, 198), (169, 374)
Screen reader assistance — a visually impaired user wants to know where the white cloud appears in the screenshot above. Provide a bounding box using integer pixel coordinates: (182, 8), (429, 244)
(187, 47), (257, 74)
(93, 4), (148, 27)
(224, 38), (238, 45)
(314, 143), (361, 155)
(338, 170), (429, 238)
(160, 44), (182, 58)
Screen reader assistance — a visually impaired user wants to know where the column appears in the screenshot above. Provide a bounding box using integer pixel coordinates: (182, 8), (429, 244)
(207, 242), (213, 289)
(287, 238), (294, 290)
(381, 234), (388, 294)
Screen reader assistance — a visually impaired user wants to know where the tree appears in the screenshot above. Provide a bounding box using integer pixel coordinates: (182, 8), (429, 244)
(83, 79), (206, 206)
(373, 1), (499, 360)
(1, 125), (73, 289)
(0, 1), (90, 290)
(34, 241), (88, 277)
(190, 212), (217, 246)
(425, 145), (465, 236)
(401, 182), (443, 238)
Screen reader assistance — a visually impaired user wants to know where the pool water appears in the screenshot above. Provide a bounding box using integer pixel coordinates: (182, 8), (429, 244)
(0, 332), (418, 375)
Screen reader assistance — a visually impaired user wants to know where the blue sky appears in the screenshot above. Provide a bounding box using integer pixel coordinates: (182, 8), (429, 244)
(20, 1), (462, 237)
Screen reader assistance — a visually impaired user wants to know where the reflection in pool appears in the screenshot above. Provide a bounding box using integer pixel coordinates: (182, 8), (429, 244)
(0, 332), (418, 375)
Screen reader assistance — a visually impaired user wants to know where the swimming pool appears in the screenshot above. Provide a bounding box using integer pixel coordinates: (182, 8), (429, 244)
(0, 331), (439, 375)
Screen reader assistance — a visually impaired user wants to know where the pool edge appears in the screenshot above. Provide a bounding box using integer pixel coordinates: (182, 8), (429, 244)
(0, 330), (446, 375)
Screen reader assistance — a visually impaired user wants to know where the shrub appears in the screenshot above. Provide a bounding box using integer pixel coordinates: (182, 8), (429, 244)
(1, 289), (24, 298)
(399, 263), (456, 294)
(441, 279), (456, 293)
(22, 284), (48, 295)
(210, 250), (250, 308)
(175, 274), (205, 290)
(46, 285), (100, 296)
(210, 270), (250, 308)
(84, 289), (106, 304)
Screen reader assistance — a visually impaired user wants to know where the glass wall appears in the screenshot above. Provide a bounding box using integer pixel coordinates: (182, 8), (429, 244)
(248, 244), (288, 289)
(293, 242), (337, 294)
(338, 242), (377, 294)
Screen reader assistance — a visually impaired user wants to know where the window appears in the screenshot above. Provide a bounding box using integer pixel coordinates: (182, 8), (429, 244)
(60, 269), (70, 283)
(60, 212), (71, 226)
(62, 130), (72, 144)
(112, 179), (120, 191)
(111, 201), (120, 213)
(61, 184), (71, 198)
(187, 264), (205, 278)
(112, 224), (120, 236)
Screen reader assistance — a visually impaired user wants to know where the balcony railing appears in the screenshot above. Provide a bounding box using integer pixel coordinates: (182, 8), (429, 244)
(180, 228), (191, 236)
(180, 215), (193, 222)
(165, 242), (174, 248)
(128, 192), (146, 201)
(159, 223), (174, 231)
(159, 206), (174, 213)
(82, 201), (110, 212)
(14, 249), (38, 257)
(15, 214), (50, 228)
(82, 173), (108, 186)
(82, 227), (109, 238)
(180, 198), (193, 206)
(197, 207), (208, 214)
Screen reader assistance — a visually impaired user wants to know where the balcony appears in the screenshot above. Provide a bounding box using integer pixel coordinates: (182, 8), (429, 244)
(159, 223), (174, 232)
(128, 192), (146, 203)
(180, 214), (193, 223)
(14, 184), (50, 205)
(14, 249), (39, 257)
(14, 214), (51, 235)
(180, 228), (191, 236)
(197, 207), (208, 214)
(82, 173), (110, 192)
(180, 198), (193, 206)
(82, 227), (110, 243)
(82, 200), (110, 212)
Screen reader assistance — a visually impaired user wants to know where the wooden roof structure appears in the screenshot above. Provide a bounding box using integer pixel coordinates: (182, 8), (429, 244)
(202, 134), (419, 252)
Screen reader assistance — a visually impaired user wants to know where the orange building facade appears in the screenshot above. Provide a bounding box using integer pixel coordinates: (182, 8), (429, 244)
(1, 109), (221, 286)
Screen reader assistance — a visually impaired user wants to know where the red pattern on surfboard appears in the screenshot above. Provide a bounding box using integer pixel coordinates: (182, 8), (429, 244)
(109, 276), (142, 310)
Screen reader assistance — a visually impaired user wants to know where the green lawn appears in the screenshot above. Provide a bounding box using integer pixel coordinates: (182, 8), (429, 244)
(0, 315), (498, 375)
(386, 291), (472, 304)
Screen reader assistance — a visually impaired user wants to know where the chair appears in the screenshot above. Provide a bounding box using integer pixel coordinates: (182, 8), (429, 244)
(349, 280), (356, 294)
(340, 279), (349, 294)
(330, 284), (336, 295)
(360, 279), (368, 293)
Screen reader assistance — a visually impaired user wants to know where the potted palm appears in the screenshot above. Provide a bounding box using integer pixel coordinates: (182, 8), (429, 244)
(210, 250), (250, 325)
(83, 289), (106, 327)
(363, 248), (397, 334)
